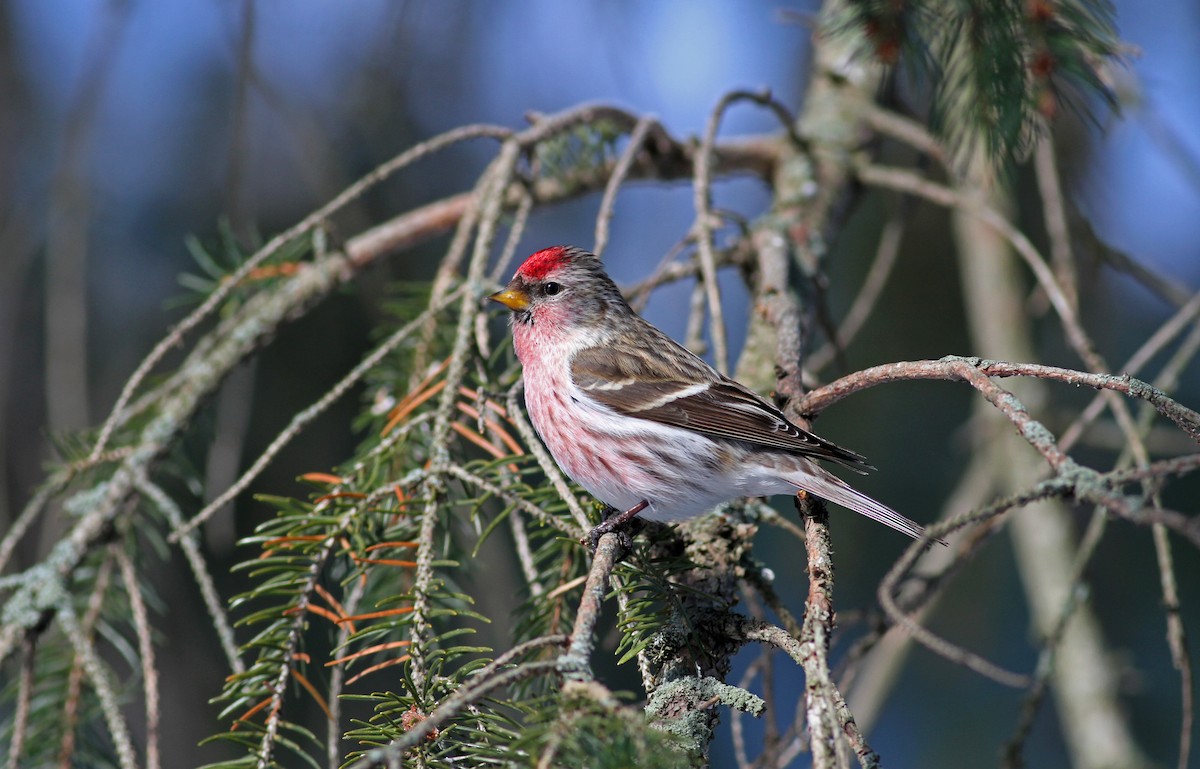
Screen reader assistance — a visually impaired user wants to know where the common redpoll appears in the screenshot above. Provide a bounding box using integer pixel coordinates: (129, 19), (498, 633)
(489, 245), (926, 541)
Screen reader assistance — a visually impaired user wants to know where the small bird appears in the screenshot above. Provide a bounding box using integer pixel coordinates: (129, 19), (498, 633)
(489, 245), (927, 542)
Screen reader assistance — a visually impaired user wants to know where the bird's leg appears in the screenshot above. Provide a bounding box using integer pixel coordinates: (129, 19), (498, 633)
(586, 499), (649, 554)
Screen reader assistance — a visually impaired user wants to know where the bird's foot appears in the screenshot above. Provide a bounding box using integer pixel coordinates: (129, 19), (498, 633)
(585, 500), (649, 555)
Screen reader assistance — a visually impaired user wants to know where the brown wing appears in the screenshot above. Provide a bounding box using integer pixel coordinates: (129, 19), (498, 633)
(570, 323), (870, 472)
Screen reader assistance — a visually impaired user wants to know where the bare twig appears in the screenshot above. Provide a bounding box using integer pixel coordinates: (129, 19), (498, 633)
(170, 282), (466, 541)
(115, 547), (160, 769)
(880, 491), (1048, 687)
(508, 509), (544, 597)
(560, 533), (623, 682)
(594, 115), (660, 259)
(800, 496), (843, 764)
(693, 95), (736, 374)
(1003, 509), (1110, 767)
(1154, 521), (1194, 769)
(326, 576), (367, 769)
(59, 599), (139, 769)
(856, 163), (1106, 370)
(800, 357), (1200, 441)
(1059, 290), (1200, 453)
(6, 635), (35, 769)
(443, 464), (575, 536)
(57, 549), (116, 767)
(348, 635), (570, 769)
(807, 203), (908, 373)
(253, 512), (357, 766)
(1034, 140), (1078, 310)
(91, 123), (513, 461)
(134, 473), (243, 674)
(0, 482), (60, 575)
(856, 102), (949, 169)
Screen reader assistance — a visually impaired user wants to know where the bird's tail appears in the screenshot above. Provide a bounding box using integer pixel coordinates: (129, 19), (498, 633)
(785, 466), (943, 544)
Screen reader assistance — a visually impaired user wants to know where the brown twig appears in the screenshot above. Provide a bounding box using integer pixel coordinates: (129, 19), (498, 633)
(115, 547), (160, 769)
(807, 201), (908, 373)
(560, 533), (623, 682)
(1155, 522), (1194, 769)
(57, 548), (117, 768)
(91, 122), (513, 461)
(694, 88), (799, 375)
(594, 115), (661, 259)
(799, 496), (843, 764)
(1034, 139), (1078, 311)
(348, 657), (563, 768)
(800, 357), (1200, 441)
(6, 634), (35, 769)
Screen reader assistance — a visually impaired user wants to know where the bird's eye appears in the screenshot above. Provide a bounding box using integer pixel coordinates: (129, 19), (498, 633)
(542, 282), (562, 296)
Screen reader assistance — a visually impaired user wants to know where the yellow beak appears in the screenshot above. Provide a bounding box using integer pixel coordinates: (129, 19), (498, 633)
(489, 287), (531, 312)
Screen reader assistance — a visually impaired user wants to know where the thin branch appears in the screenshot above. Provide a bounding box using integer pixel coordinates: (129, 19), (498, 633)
(348, 659), (562, 768)
(90, 122), (513, 460)
(1059, 290), (1200, 453)
(442, 464), (575, 536)
(0, 481), (60, 575)
(490, 181), (534, 286)
(508, 510), (544, 597)
(807, 202), (907, 373)
(841, 449), (1000, 731)
(880, 491), (1046, 688)
(326, 574), (367, 769)
(799, 496), (841, 765)
(170, 282), (466, 541)
(560, 533), (623, 682)
(1154, 522), (1194, 769)
(1089, 232), (1196, 309)
(856, 163), (1104, 370)
(6, 634), (35, 769)
(593, 115), (660, 259)
(115, 547), (160, 769)
(692, 88), (795, 375)
(624, 241), (750, 307)
(57, 548), (116, 768)
(833, 685), (881, 769)
(253, 525), (347, 766)
(486, 183), (535, 282)
(133, 473), (243, 674)
(856, 102), (949, 169)
(1034, 139), (1078, 311)
(59, 600), (139, 769)
(1003, 509), (1109, 766)
(800, 357), (1200, 441)
(684, 279), (709, 355)
(694, 91), (768, 374)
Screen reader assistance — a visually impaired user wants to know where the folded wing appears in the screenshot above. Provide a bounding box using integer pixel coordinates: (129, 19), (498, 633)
(570, 326), (869, 471)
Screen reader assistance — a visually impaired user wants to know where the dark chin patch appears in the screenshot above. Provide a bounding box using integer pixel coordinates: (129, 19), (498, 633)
(514, 310), (534, 326)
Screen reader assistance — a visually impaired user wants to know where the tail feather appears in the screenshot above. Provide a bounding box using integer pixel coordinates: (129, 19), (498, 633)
(787, 468), (945, 545)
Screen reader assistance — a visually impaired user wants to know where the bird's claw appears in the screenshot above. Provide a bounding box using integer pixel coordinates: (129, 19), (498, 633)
(583, 500), (649, 556)
(585, 520), (633, 555)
